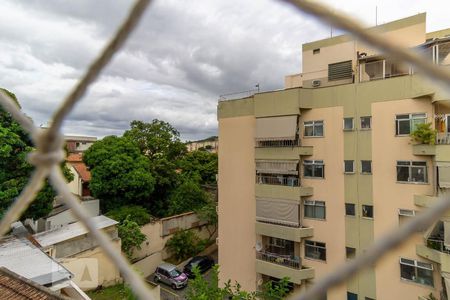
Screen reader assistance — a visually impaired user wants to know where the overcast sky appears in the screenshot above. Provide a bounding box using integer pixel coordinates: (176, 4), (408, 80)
(1, 0), (449, 141)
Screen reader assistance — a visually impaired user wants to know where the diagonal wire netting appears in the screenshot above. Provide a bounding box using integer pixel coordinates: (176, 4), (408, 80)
(0, 0), (450, 299)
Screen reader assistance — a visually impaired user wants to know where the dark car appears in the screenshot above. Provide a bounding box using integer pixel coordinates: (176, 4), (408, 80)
(183, 256), (215, 278)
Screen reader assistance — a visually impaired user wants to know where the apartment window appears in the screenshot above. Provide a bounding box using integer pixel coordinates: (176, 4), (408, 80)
(344, 160), (355, 173)
(304, 120), (324, 137)
(395, 113), (426, 135)
(361, 160), (372, 174)
(346, 247), (356, 259)
(396, 161), (427, 183)
(313, 48), (320, 55)
(360, 116), (371, 129)
(304, 200), (326, 220)
(328, 60), (352, 81)
(343, 117), (354, 130)
(400, 258), (433, 287)
(362, 205), (373, 218)
(304, 160), (324, 178)
(347, 292), (358, 300)
(305, 240), (326, 261)
(398, 209), (416, 226)
(345, 203), (356, 216)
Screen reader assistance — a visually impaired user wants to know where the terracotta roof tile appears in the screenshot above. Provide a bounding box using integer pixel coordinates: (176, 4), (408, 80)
(71, 162), (91, 182)
(66, 153), (83, 163)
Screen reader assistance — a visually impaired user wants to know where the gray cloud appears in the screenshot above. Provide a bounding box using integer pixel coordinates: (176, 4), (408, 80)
(0, 0), (449, 140)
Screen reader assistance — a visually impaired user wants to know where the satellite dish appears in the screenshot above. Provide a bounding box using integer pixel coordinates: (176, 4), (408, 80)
(257, 279), (264, 286)
(255, 241), (262, 252)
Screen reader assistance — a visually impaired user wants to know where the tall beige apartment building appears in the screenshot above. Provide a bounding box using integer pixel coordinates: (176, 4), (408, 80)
(217, 13), (450, 300)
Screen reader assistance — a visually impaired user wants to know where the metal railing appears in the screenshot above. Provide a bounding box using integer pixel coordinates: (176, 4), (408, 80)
(256, 251), (301, 269)
(255, 174), (299, 187)
(359, 59), (411, 82)
(219, 88), (259, 101)
(427, 238), (450, 254)
(436, 132), (450, 145)
(255, 138), (300, 148)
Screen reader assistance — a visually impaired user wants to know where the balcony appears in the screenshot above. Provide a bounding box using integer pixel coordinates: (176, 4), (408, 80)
(255, 139), (313, 160)
(359, 57), (411, 82)
(256, 251), (314, 284)
(256, 182), (313, 200)
(416, 244), (450, 273)
(255, 222), (313, 242)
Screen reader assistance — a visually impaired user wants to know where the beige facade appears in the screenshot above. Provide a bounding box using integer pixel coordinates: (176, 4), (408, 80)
(218, 13), (450, 300)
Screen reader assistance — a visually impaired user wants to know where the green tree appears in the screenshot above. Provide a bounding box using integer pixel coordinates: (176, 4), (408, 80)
(165, 230), (204, 261)
(178, 150), (218, 184)
(195, 198), (218, 241)
(124, 120), (186, 217)
(0, 88), (73, 220)
(118, 216), (146, 259)
(105, 205), (152, 226)
(83, 136), (155, 211)
(167, 180), (208, 216)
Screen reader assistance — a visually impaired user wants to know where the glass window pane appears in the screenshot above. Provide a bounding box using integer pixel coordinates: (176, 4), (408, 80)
(314, 165), (324, 178)
(412, 118), (425, 131)
(315, 206), (326, 219)
(396, 114), (410, 120)
(304, 205), (314, 218)
(417, 268), (434, 286)
(304, 165), (313, 177)
(412, 161), (427, 166)
(361, 116), (371, 129)
(398, 119), (411, 135)
(314, 124), (324, 136)
(362, 205), (373, 218)
(411, 167), (426, 182)
(397, 166), (409, 182)
(361, 160), (372, 174)
(400, 264), (415, 281)
(344, 160), (354, 173)
(305, 125), (313, 136)
(319, 248), (326, 260)
(345, 203), (355, 216)
(344, 118), (353, 130)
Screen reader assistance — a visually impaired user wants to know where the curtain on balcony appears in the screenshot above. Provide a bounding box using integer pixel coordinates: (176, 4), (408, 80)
(255, 160), (298, 175)
(255, 115), (298, 141)
(256, 197), (299, 227)
(438, 163), (450, 188)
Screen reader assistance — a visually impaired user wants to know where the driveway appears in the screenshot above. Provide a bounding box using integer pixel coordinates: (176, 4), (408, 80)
(147, 250), (218, 300)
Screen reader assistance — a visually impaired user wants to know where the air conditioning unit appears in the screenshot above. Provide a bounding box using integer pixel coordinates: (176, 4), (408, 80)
(312, 80), (321, 87)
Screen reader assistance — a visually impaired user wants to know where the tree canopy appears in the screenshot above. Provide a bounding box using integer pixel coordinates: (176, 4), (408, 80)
(178, 150), (218, 184)
(83, 136), (155, 211)
(167, 180), (209, 216)
(0, 88), (73, 220)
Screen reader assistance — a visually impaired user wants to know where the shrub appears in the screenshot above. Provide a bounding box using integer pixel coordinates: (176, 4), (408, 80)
(165, 230), (205, 261)
(118, 216), (146, 258)
(106, 205), (152, 226)
(411, 123), (436, 145)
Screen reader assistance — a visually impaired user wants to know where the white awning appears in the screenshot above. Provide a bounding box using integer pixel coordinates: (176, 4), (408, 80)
(255, 160), (298, 175)
(256, 198), (299, 227)
(255, 115), (298, 141)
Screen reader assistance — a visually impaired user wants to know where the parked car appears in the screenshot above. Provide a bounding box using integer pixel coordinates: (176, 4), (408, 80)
(183, 256), (215, 278)
(154, 263), (188, 289)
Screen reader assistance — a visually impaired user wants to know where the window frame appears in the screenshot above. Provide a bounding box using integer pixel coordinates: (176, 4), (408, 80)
(361, 160), (372, 174)
(343, 117), (354, 131)
(304, 120), (324, 137)
(396, 161), (428, 184)
(305, 240), (327, 261)
(395, 113), (426, 136)
(303, 160), (325, 179)
(304, 200), (326, 220)
(399, 258), (434, 287)
(362, 205), (374, 219)
(360, 116), (372, 130)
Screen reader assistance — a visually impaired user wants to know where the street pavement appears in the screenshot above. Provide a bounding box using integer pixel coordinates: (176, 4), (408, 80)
(147, 250), (218, 300)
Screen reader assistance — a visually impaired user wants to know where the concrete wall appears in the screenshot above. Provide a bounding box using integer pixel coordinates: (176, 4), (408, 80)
(60, 239), (122, 290)
(301, 106), (347, 300)
(372, 99), (442, 299)
(68, 164), (82, 196)
(218, 115), (256, 292)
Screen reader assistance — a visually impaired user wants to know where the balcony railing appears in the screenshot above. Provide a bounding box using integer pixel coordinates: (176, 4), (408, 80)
(255, 138), (300, 148)
(426, 238), (450, 254)
(436, 133), (450, 145)
(256, 174), (299, 187)
(256, 251), (300, 269)
(359, 59), (411, 82)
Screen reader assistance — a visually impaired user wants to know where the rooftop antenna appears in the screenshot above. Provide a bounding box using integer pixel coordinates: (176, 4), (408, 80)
(255, 83), (260, 92)
(375, 6), (378, 26)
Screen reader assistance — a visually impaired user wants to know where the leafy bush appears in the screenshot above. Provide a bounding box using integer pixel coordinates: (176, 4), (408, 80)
(411, 123), (436, 145)
(106, 205), (152, 226)
(165, 230), (206, 261)
(118, 216), (146, 258)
